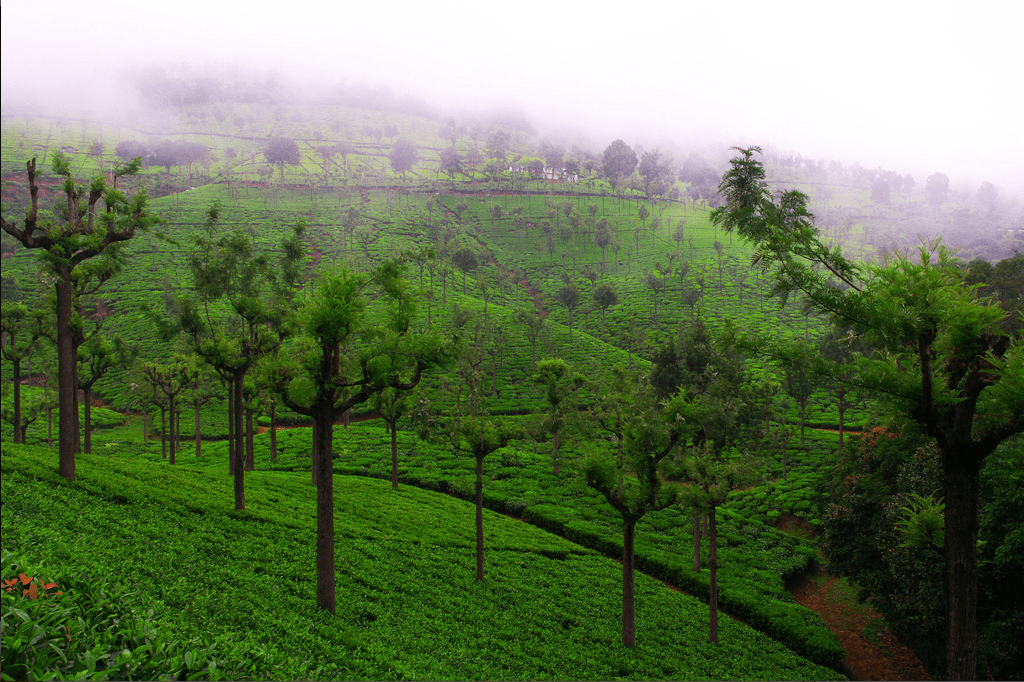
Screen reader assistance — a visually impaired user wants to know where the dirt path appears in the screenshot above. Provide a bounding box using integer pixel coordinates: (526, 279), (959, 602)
(781, 526), (931, 682)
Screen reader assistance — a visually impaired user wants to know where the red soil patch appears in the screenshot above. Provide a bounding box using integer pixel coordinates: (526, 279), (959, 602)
(789, 566), (931, 681)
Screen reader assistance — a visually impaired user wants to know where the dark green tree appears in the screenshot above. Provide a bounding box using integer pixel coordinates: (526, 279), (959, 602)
(533, 358), (584, 475)
(274, 260), (449, 613)
(592, 283), (618, 335)
(582, 379), (686, 647)
(555, 285), (580, 338)
(712, 146), (1024, 681)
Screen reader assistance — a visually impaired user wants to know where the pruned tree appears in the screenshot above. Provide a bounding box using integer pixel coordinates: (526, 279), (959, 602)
(274, 259), (450, 613)
(0, 302), (46, 445)
(415, 317), (518, 580)
(1, 154), (157, 479)
(372, 386), (414, 489)
(533, 358), (584, 475)
(173, 203), (306, 509)
(592, 283), (618, 336)
(555, 284), (580, 338)
(673, 440), (763, 644)
(140, 356), (198, 465)
(452, 247), (478, 295)
(582, 378), (686, 647)
(516, 309), (546, 371)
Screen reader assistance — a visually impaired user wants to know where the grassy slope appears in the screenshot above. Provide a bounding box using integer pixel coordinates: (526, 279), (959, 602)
(1, 104), (877, 678)
(1, 443), (843, 681)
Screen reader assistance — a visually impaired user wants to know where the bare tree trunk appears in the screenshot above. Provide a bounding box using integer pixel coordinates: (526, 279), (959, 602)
(232, 374), (245, 510)
(55, 276), (77, 479)
(622, 520), (637, 647)
(693, 510), (702, 571)
(944, 454), (980, 680)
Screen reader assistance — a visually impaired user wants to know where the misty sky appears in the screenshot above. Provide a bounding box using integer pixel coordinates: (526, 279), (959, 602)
(2, 0), (1020, 190)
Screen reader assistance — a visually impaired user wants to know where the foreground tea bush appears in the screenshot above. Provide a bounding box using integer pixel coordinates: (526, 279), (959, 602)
(1, 443), (843, 681)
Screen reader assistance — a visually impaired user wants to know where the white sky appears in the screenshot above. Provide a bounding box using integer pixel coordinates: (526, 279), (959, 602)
(3, 0), (1021, 191)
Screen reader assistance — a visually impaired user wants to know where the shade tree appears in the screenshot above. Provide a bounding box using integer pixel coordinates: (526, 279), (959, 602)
(173, 203), (306, 509)
(414, 316), (518, 580)
(273, 259), (450, 613)
(1, 154), (158, 480)
(0, 302), (47, 445)
(581, 377), (687, 647)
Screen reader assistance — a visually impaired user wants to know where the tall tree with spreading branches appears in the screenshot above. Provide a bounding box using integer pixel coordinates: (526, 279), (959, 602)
(711, 146), (1023, 681)
(1, 154), (157, 479)
(272, 259), (450, 613)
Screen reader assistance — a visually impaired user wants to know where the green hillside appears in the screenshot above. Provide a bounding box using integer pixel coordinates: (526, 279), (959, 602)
(2, 98), (1022, 681)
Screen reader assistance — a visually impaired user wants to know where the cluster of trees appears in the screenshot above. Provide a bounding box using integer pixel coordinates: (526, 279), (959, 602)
(115, 139), (210, 182)
(4, 141), (1022, 680)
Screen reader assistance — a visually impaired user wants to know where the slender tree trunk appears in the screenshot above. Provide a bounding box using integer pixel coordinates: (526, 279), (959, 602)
(314, 408), (336, 613)
(622, 520), (637, 647)
(475, 454), (485, 581)
(232, 374), (245, 510)
(709, 504), (719, 644)
(168, 395), (177, 465)
(55, 275), (77, 479)
(944, 452), (980, 680)
(227, 387), (235, 475)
